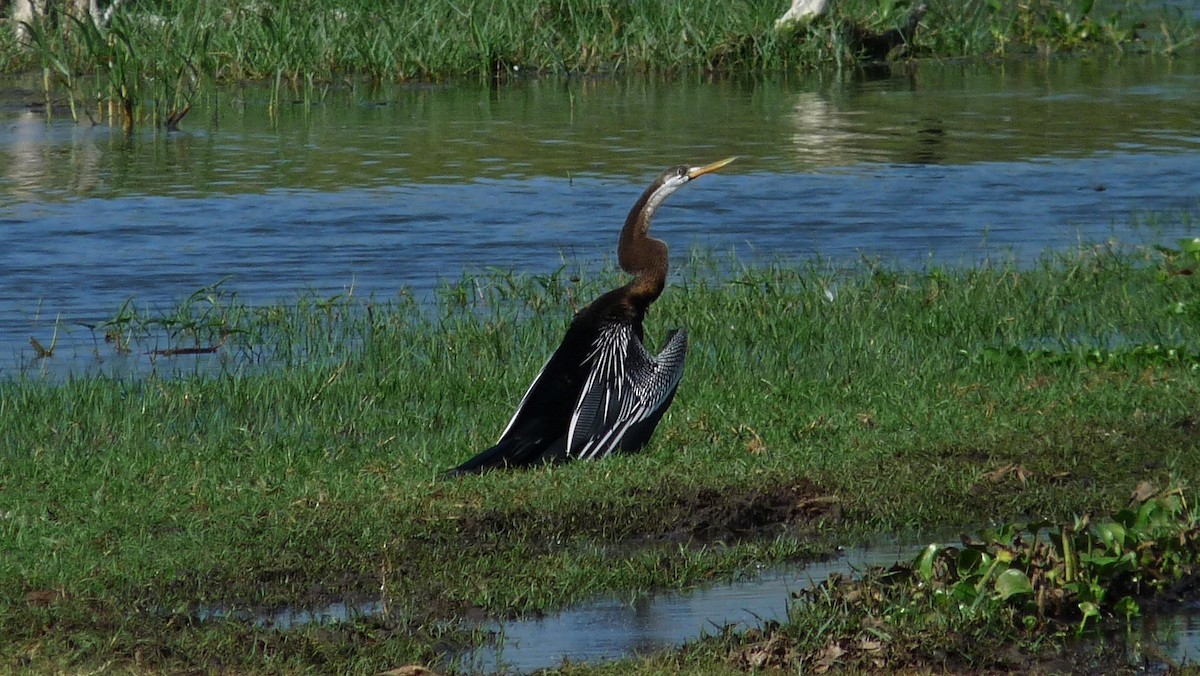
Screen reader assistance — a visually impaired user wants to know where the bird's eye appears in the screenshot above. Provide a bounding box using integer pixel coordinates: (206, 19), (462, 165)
(677, 167), (689, 179)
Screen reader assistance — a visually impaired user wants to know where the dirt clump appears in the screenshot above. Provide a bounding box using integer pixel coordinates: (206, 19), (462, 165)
(648, 478), (839, 542)
(457, 477), (838, 546)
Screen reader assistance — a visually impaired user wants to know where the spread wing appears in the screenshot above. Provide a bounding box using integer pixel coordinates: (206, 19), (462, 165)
(446, 321), (687, 475)
(567, 324), (688, 460)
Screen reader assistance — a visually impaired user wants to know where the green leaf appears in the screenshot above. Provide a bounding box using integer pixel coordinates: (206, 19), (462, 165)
(951, 580), (980, 604)
(1179, 238), (1200, 264)
(994, 568), (1034, 600)
(1080, 601), (1101, 618)
(956, 548), (992, 577)
(914, 543), (939, 583)
(1178, 237), (1200, 254)
(1114, 596), (1140, 619)
(1078, 552), (1121, 567)
(1094, 522), (1126, 551)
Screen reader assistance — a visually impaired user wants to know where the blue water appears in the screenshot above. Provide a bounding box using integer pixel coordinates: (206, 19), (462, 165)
(2, 56), (1199, 376)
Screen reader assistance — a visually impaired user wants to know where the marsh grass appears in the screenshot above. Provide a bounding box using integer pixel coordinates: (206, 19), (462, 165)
(4, 245), (1200, 671)
(5, 0), (1196, 129)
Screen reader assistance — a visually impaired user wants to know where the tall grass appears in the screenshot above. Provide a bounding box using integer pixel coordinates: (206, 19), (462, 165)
(5, 0), (1195, 129)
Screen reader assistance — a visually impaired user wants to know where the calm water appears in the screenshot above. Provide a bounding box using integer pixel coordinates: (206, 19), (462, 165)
(463, 538), (1200, 673)
(197, 535), (1200, 674)
(2, 56), (1200, 375)
(454, 538), (941, 674)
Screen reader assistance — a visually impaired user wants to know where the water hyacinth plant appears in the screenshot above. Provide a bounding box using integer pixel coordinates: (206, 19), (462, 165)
(909, 482), (1199, 633)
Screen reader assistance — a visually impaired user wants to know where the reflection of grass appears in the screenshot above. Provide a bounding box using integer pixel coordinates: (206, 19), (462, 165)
(5, 244), (1200, 671)
(3, 0), (1196, 129)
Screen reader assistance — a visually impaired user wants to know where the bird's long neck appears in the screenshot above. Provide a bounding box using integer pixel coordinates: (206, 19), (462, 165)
(617, 181), (672, 308)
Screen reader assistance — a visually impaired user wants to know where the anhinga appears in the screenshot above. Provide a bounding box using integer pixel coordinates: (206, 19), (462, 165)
(447, 157), (737, 475)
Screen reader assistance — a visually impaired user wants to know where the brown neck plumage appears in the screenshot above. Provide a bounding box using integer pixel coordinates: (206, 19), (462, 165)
(617, 181), (670, 308)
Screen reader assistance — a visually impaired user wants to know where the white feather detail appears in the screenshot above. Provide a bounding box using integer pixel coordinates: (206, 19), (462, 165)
(566, 323), (688, 460)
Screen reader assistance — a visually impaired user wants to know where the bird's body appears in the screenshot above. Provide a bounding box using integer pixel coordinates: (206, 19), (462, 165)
(447, 158), (735, 475)
(448, 286), (688, 474)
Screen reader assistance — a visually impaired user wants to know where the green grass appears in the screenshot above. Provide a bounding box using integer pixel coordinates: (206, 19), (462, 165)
(4, 243), (1200, 672)
(3, 0), (1196, 128)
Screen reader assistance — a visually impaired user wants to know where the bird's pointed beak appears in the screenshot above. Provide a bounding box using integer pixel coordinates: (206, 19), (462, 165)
(687, 156), (738, 180)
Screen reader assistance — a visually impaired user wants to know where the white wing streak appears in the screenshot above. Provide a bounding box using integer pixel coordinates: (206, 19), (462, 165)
(566, 323), (687, 460)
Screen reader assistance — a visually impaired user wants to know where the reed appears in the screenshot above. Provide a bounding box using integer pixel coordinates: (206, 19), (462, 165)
(4, 243), (1200, 671)
(4, 0), (1195, 130)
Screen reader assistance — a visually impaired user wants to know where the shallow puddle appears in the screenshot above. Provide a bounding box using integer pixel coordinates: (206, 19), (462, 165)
(191, 534), (1200, 673)
(489, 555), (1200, 676)
(1139, 602), (1200, 666)
(198, 598), (385, 630)
(450, 538), (940, 673)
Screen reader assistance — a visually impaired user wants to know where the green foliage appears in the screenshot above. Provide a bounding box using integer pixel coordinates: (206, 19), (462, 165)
(912, 484), (1198, 635)
(1006, 0), (1134, 50)
(695, 485), (1200, 673)
(4, 246), (1200, 671)
(17, 3), (205, 129)
(4, 0), (1196, 131)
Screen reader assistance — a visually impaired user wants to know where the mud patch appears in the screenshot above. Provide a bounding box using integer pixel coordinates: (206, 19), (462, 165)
(457, 477), (838, 546)
(631, 478), (840, 542)
(1173, 414), (1200, 438)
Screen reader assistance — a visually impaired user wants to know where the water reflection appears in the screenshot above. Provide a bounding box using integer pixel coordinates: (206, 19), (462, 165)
(188, 536), (1200, 674)
(199, 599), (385, 630)
(2, 56), (1200, 376)
(1141, 602), (1200, 666)
(455, 539), (940, 674)
(464, 566), (1200, 675)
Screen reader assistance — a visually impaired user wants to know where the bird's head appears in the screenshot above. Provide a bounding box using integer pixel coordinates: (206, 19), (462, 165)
(619, 157), (738, 304)
(656, 156), (738, 195)
(638, 156), (738, 219)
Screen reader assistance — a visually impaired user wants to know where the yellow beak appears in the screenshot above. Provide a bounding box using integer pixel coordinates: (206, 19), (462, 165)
(687, 156), (738, 180)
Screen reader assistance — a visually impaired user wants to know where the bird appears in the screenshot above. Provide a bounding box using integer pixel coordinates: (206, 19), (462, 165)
(447, 157), (737, 475)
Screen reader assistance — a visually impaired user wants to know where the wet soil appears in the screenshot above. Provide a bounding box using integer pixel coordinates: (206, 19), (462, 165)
(149, 477), (842, 633)
(456, 477), (838, 547)
(722, 622), (1147, 675)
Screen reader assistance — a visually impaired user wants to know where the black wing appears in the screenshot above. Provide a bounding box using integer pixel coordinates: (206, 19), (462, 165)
(446, 322), (687, 475)
(445, 323), (594, 474)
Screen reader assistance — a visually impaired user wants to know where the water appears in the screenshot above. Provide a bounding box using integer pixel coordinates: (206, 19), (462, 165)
(462, 572), (1200, 674)
(199, 598), (385, 630)
(1143, 602), (1200, 666)
(191, 536), (1200, 674)
(455, 539), (937, 674)
(3, 56), (1200, 375)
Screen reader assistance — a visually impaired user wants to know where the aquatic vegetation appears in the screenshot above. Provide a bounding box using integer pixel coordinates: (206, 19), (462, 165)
(909, 482), (1200, 632)
(690, 483), (1200, 673)
(18, 6), (204, 130)
(3, 0), (1195, 130)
